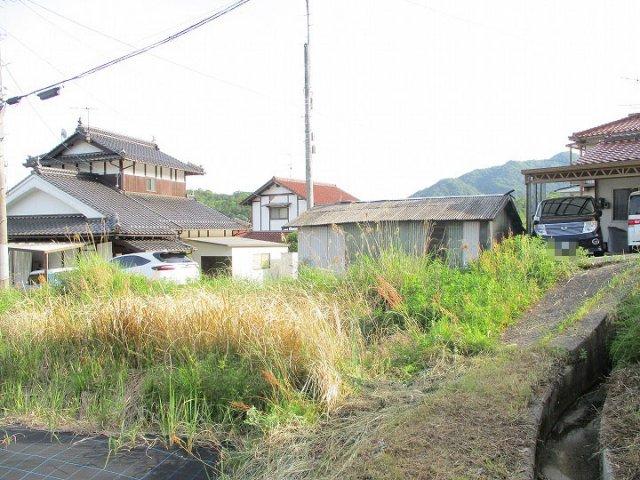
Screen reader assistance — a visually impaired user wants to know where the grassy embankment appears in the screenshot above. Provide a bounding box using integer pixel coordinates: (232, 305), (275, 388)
(0, 236), (572, 474)
(602, 289), (640, 479)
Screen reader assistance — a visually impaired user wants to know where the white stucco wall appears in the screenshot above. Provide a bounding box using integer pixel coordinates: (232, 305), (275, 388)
(231, 246), (288, 281)
(251, 186), (305, 232)
(9, 188), (82, 216)
(66, 141), (103, 154)
(596, 176), (640, 244)
(182, 239), (288, 281)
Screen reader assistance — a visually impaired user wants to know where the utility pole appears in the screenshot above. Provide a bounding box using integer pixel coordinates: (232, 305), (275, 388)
(304, 0), (314, 209)
(0, 44), (9, 288)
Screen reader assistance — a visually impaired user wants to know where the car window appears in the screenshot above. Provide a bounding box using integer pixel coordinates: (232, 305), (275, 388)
(152, 252), (191, 263)
(113, 255), (150, 268)
(538, 197), (595, 217)
(629, 195), (640, 216)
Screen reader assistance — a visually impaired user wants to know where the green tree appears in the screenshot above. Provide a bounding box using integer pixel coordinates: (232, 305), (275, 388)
(189, 189), (252, 222)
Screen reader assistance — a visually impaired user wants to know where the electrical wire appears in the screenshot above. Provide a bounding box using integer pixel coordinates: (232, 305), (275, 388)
(22, 0), (271, 100)
(0, 26), (129, 119)
(6, 0), (252, 103)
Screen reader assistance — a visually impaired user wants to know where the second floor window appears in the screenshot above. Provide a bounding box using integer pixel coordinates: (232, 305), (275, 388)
(270, 206), (289, 220)
(146, 177), (157, 192)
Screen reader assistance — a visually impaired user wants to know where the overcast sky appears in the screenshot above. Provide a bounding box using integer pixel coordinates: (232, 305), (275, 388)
(2, 0), (640, 199)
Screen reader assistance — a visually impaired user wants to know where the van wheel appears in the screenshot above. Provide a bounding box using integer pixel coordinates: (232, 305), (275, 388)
(593, 251), (605, 257)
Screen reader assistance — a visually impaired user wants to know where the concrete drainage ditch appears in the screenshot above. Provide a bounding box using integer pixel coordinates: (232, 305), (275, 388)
(531, 309), (614, 480)
(537, 385), (605, 479)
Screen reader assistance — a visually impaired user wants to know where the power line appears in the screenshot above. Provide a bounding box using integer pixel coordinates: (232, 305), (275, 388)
(5, 0), (252, 104)
(4, 64), (60, 141)
(0, 26), (129, 119)
(23, 0), (270, 100)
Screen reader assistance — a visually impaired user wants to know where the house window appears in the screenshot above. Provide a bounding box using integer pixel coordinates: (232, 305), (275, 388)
(154, 165), (158, 178)
(146, 177), (157, 192)
(613, 189), (633, 220)
(270, 206), (289, 221)
(252, 253), (271, 270)
(144, 163), (147, 177)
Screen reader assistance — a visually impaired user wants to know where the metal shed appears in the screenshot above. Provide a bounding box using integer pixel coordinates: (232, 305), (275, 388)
(286, 194), (523, 271)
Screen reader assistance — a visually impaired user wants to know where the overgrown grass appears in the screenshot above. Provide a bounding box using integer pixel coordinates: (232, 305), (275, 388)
(611, 284), (640, 366)
(0, 235), (570, 453)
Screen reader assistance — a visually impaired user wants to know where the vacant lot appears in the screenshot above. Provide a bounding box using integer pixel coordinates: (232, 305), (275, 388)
(0, 236), (573, 475)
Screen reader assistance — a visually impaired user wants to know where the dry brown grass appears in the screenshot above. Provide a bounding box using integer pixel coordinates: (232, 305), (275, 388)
(2, 284), (364, 411)
(229, 347), (561, 480)
(601, 365), (640, 480)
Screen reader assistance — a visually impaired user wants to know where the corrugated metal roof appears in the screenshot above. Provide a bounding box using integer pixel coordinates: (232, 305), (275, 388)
(286, 194), (516, 227)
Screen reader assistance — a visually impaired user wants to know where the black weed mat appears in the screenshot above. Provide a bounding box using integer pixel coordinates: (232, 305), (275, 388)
(0, 428), (217, 479)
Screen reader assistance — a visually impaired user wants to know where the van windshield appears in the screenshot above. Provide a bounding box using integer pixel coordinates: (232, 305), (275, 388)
(537, 197), (595, 217)
(630, 195), (640, 216)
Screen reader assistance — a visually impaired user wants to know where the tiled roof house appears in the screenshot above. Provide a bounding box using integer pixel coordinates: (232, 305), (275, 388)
(240, 176), (358, 242)
(8, 122), (248, 267)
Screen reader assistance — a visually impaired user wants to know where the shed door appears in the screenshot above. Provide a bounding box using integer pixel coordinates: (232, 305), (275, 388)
(462, 221), (480, 265)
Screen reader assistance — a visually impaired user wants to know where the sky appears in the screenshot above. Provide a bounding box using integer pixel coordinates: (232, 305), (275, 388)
(2, 0), (640, 200)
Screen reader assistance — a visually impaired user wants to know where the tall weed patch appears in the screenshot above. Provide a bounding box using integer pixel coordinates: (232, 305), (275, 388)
(0, 236), (569, 446)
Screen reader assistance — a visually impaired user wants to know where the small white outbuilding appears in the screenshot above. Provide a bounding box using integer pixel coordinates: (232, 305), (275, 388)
(183, 237), (293, 281)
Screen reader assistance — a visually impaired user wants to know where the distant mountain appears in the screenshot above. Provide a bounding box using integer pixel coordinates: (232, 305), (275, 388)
(410, 152), (570, 199)
(189, 189), (251, 222)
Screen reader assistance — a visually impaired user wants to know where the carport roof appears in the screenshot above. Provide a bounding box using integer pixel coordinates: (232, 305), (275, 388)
(186, 237), (287, 248)
(9, 241), (85, 253)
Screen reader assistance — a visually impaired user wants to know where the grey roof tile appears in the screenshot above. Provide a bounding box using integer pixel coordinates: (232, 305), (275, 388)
(8, 168), (246, 237)
(127, 192), (249, 230)
(8, 215), (113, 237)
(37, 125), (204, 174)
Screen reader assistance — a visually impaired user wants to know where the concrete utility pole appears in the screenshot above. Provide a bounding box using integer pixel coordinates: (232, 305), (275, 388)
(304, 0), (314, 209)
(0, 44), (9, 288)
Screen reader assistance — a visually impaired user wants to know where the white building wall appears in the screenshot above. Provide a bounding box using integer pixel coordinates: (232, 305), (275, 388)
(231, 246), (288, 281)
(596, 176), (640, 244)
(182, 239), (288, 281)
(251, 190), (307, 232)
(260, 196), (270, 231)
(9, 189), (82, 216)
(66, 141), (103, 154)
(251, 200), (261, 229)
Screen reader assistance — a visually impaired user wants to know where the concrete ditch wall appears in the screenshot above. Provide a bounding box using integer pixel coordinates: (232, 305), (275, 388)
(527, 308), (614, 479)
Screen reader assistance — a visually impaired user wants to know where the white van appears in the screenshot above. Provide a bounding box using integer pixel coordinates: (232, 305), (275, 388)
(628, 191), (640, 250)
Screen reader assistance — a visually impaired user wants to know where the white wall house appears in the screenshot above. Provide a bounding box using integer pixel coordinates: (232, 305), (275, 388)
(523, 113), (640, 251)
(240, 177), (358, 242)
